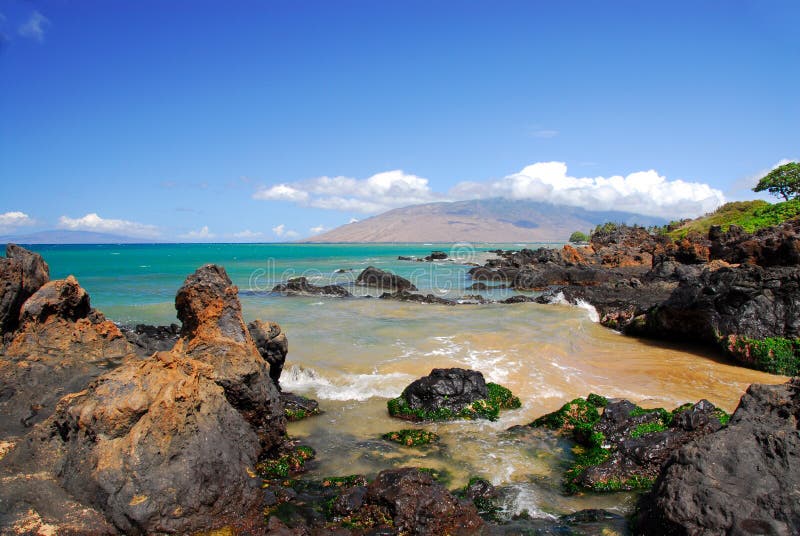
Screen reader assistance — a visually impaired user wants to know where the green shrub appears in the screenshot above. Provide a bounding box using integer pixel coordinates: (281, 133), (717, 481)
(569, 231), (589, 243)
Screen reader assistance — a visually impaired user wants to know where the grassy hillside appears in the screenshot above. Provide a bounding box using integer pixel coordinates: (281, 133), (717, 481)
(668, 199), (800, 238)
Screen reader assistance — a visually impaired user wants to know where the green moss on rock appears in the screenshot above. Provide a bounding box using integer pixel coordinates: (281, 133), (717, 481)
(256, 445), (316, 479)
(387, 382), (521, 422)
(382, 428), (440, 447)
(722, 334), (800, 376)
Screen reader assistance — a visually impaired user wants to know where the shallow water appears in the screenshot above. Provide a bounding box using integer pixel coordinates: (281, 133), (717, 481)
(25, 243), (787, 518)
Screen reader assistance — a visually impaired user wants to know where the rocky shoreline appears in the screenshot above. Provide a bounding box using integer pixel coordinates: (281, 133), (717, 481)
(1, 242), (798, 534)
(468, 220), (800, 376)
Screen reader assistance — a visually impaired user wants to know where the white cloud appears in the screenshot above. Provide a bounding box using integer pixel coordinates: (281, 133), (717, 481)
(253, 184), (310, 203)
(468, 162), (725, 219)
(733, 158), (797, 196)
(18, 11), (50, 43)
(309, 225), (327, 234)
(232, 229), (263, 239)
(271, 224), (298, 239)
(253, 162), (726, 219)
(348, 217), (360, 224)
(58, 213), (160, 238)
(181, 226), (215, 240)
(254, 170), (438, 214)
(0, 211), (35, 233)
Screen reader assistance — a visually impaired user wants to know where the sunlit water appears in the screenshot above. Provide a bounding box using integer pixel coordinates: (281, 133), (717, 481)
(25, 243), (787, 519)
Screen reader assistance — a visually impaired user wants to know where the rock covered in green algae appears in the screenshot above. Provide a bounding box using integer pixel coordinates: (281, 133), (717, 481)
(530, 394), (729, 493)
(387, 368), (521, 422)
(381, 428), (440, 447)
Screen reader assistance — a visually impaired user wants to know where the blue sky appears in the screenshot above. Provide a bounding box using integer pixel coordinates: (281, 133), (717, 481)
(1, 0), (798, 241)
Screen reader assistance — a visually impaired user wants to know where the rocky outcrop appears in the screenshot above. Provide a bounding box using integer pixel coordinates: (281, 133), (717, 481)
(0, 244), (49, 335)
(399, 368), (487, 415)
(379, 289), (455, 305)
(636, 379), (800, 535)
(1, 274), (135, 437)
(271, 276), (351, 297)
(31, 264), (286, 534)
(355, 266), (417, 292)
(364, 468), (484, 535)
(530, 394), (729, 494)
(424, 250), (448, 261)
(248, 319), (288, 387)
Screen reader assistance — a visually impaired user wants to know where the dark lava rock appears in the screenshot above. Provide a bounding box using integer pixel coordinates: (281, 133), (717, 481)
(365, 468), (484, 535)
(0, 244), (49, 334)
(379, 289), (455, 305)
(500, 295), (538, 304)
(355, 266), (417, 292)
(400, 368), (487, 414)
(636, 379), (800, 536)
(121, 323), (181, 357)
(397, 255), (414, 261)
(272, 276), (351, 297)
(248, 319), (288, 386)
(424, 250), (448, 261)
(628, 264), (800, 352)
(281, 392), (320, 421)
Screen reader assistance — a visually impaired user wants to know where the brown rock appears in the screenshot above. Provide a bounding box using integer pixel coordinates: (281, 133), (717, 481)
(0, 244), (49, 335)
(248, 319), (288, 387)
(19, 275), (90, 324)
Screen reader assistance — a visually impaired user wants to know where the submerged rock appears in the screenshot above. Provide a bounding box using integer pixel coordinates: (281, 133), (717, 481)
(636, 379), (800, 536)
(271, 276), (351, 297)
(379, 289), (455, 305)
(356, 266), (417, 292)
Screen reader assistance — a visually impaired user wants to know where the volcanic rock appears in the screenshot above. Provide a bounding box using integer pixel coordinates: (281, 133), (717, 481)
(355, 266), (417, 292)
(365, 468), (484, 535)
(39, 264), (285, 534)
(0, 244), (49, 335)
(636, 380), (800, 535)
(400, 368), (487, 414)
(248, 319), (288, 386)
(272, 276), (351, 297)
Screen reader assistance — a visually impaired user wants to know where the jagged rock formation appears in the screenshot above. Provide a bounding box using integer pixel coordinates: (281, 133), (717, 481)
(399, 368), (487, 415)
(1, 263), (287, 534)
(248, 319), (288, 387)
(636, 379), (800, 535)
(0, 244), (50, 335)
(1, 271), (135, 437)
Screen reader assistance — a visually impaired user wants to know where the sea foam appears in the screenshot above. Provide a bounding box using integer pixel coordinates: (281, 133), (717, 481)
(281, 365), (413, 401)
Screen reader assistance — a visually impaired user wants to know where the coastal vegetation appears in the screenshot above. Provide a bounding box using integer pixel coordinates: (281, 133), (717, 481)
(666, 198), (800, 238)
(752, 161), (800, 201)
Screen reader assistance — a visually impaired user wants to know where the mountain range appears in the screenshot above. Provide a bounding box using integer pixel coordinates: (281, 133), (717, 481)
(308, 198), (666, 242)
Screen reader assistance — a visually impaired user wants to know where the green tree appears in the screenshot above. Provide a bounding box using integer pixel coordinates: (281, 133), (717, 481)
(569, 231), (589, 243)
(752, 162), (800, 201)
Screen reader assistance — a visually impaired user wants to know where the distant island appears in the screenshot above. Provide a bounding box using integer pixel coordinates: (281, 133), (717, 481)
(307, 198), (666, 243)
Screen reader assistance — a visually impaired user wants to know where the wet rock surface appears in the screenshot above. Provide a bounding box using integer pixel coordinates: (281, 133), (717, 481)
(531, 394), (728, 493)
(272, 276), (352, 297)
(400, 368), (488, 414)
(356, 266), (418, 292)
(636, 379), (800, 536)
(379, 289), (456, 305)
